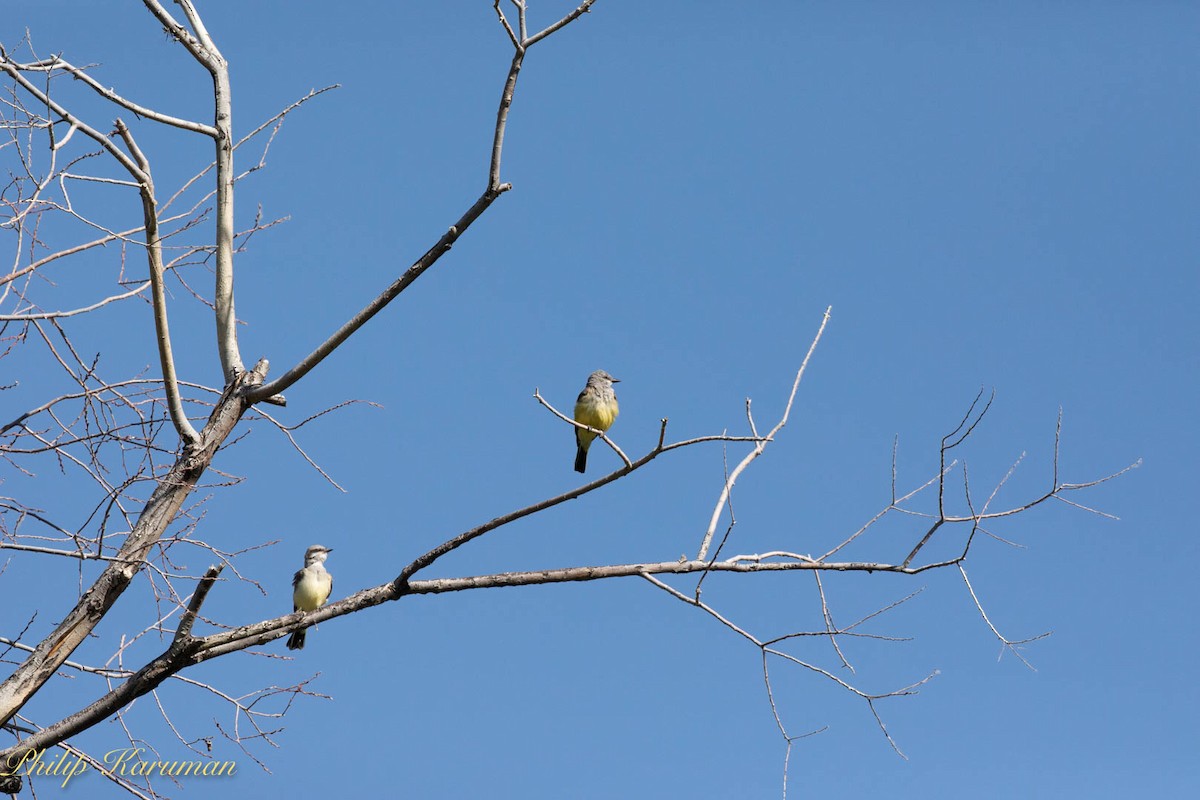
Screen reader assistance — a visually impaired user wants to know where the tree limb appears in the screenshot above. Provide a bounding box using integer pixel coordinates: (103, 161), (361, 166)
(0, 362), (269, 729)
(244, 1), (596, 403)
(698, 306), (831, 559)
(115, 118), (200, 444)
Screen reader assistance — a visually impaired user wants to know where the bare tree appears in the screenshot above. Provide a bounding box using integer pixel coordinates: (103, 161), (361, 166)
(0, 2), (1134, 797)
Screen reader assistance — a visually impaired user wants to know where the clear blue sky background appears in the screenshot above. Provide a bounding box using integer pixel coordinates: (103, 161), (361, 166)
(3, 2), (1197, 798)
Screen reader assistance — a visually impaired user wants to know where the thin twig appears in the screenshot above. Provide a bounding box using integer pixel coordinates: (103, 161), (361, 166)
(698, 307), (831, 559)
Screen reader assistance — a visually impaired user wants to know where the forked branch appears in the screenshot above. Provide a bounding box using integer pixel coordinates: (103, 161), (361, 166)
(0, 50), (199, 443)
(245, 0), (598, 403)
(698, 306), (832, 559)
(141, 0), (244, 379)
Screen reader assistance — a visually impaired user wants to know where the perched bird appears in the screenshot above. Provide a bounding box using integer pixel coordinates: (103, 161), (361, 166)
(573, 370), (620, 473)
(287, 544), (333, 650)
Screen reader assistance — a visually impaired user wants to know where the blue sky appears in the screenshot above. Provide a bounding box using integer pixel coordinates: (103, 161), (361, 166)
(3, 2), (1197, 798)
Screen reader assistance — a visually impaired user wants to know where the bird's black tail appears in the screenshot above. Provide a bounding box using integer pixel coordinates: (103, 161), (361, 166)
(286, 629), (306, 650)
(574, 444), (587, 473)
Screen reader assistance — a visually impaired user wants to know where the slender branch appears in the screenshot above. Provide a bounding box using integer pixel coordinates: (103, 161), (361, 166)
(0, 543), (123, 562)
(0, 378), (220, 435)
(817, 467), (948, 562)
(206, 555), (964, 659)
(698, 306), (831, 559)
(0, 47), (144, 180)
(0, 281), (151, 320)
(115, 118), (199, 444)
(0, 224), (151, 289)
(174, 565), (223, 643)
(139, 0), (205, 63)
(0, 633), (203, 769)
(2, 48), (202, 443)
(900, 390), (992, 568)
(641, 570), (926, 760)
(244, 188), (506, 403)
(244, 1), (599, 403)
(533, 389), (632, 467)
(140, 0), (244, 379)
(959, 564), (1050, 670)
(0, 362), (269, 730)
(207, 41), (241, 380)
(526, 0), (598, 46)
(395, 418), (779, 586)
(15, 55), (216, 136)
(813, 571), (853, 672)
(488, 49), (523, 189)
(494, 1), (519, 47)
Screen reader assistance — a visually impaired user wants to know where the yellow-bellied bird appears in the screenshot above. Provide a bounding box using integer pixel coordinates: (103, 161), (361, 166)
(287, 544), (333, 650)
(573, 370), (620, 473)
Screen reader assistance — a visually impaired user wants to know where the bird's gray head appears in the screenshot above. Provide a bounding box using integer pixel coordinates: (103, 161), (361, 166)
(303, 545), (332, 565)
(588, 370), (619, 386)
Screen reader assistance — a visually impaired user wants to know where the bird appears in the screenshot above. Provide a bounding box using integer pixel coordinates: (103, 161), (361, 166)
(286, 544), (333, 650)
(573, 370), (620, 473)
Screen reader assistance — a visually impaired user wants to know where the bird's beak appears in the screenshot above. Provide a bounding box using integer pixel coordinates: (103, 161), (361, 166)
(612, 378), (621, 383)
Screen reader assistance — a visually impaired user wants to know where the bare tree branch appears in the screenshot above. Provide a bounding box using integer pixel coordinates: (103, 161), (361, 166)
(11, 55), (216, 136)
(0, 360), (269, 729)
(0, 47), (145, 179)
(140, 0), (244, 379)
(244, 2), (596, 404)
(115, 118), (199, 444)
(0, 4), (1137, 793)
(698, 306), (832, 559)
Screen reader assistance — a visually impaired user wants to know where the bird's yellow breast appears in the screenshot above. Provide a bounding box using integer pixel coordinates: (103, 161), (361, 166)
(294, 573), (332, 612)
(575, 398), (618, 432)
